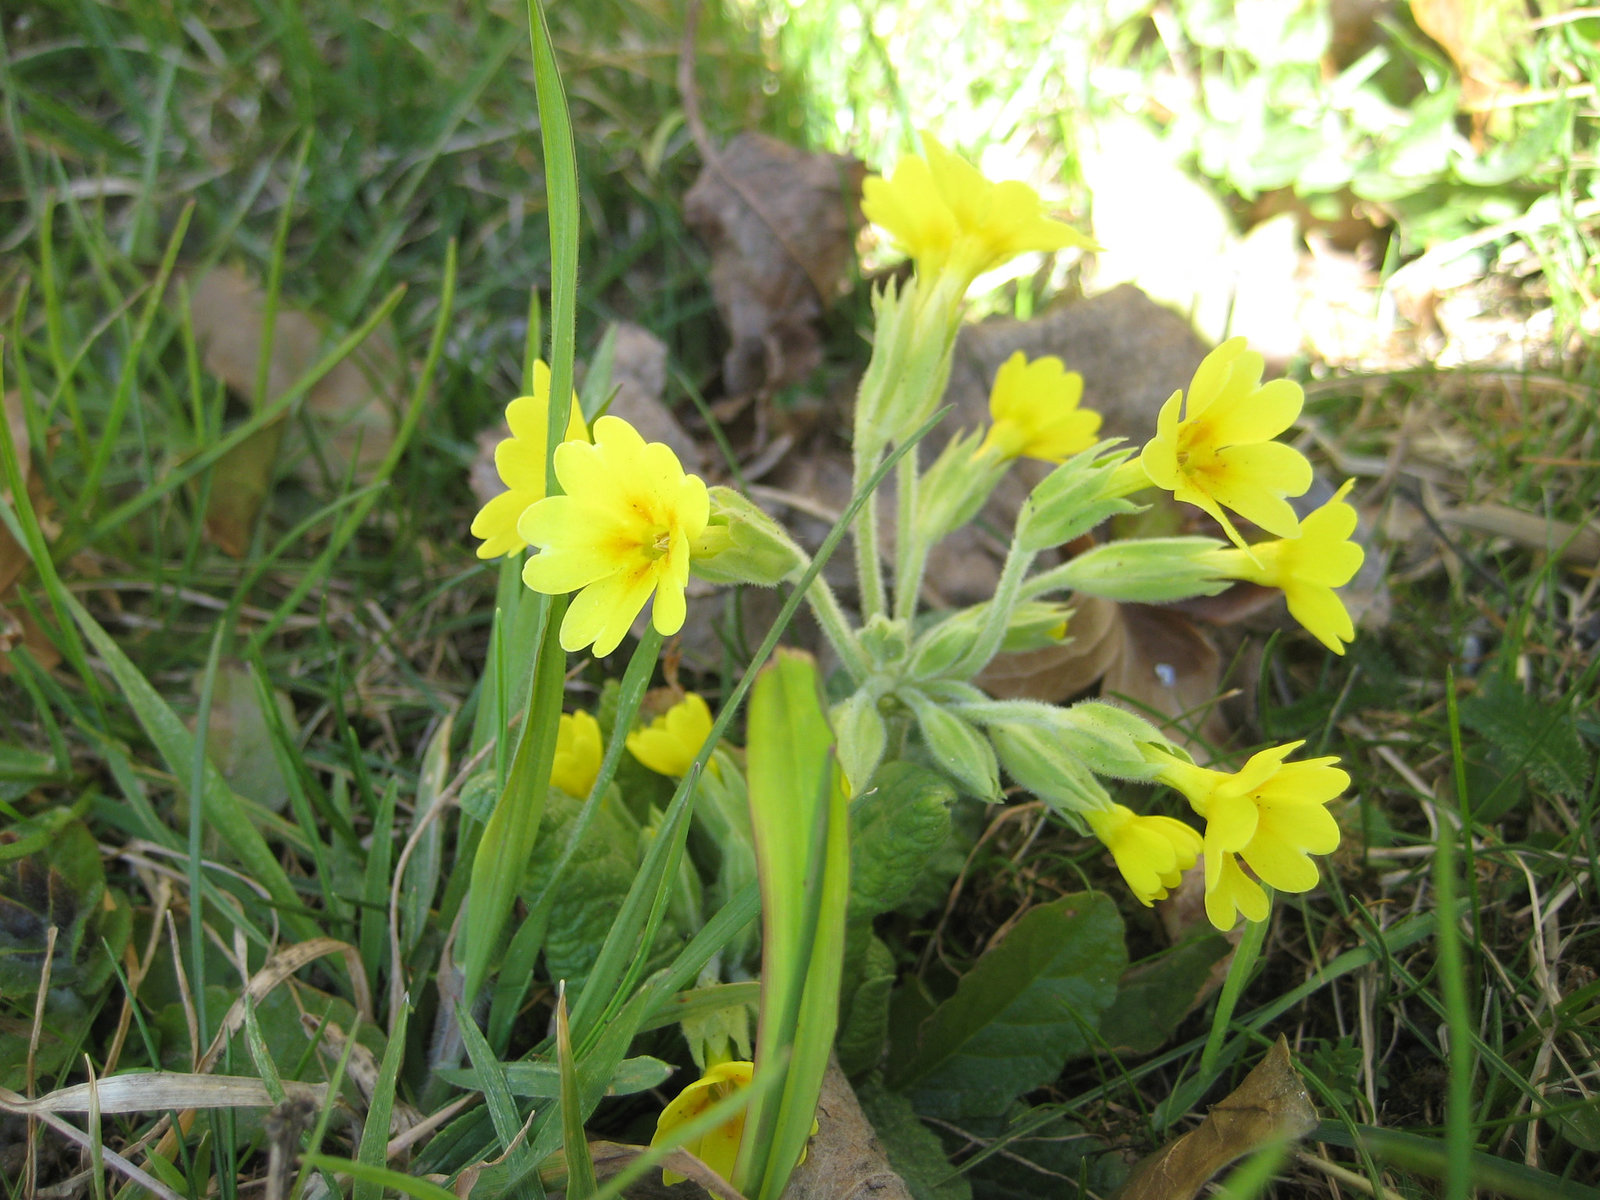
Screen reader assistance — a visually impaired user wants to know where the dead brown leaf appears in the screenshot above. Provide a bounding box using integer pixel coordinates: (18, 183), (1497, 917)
(1411, 0), (1529, 116)
(185, 266), (401, 554)
(976, 593), (1125, 702)
(685, 132), (865, 396)
(1101, 604), (1229, 753)
(1113, 1036), (1319, 1200)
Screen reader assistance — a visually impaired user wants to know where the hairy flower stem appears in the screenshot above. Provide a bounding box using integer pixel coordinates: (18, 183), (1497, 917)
(801, 559), (872, 680)
(951, 536), (1035, 677)
(892, 453), (924, 622)
(852, 453), (889, 620)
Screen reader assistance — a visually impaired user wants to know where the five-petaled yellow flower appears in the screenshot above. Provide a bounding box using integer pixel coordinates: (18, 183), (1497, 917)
(1083, 804), (1201, 906)
(862, 132), (1093, 293)
(551, 710), (603, 798)
(651, 1059), (754, 1186)
(627, 692), (713, 778)
(977, 352), (1102, 463)
(1139, 338), (1312, 552)
(1150, 741), (1347, 931)
(1208, 481), (1365, 654)
(470, 362), (588, 559)
(518, 415), (710, 657)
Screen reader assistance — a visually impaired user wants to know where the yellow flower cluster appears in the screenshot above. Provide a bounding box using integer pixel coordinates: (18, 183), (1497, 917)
(469, 362), (587, 560)
(862, 132), (1093, 297)
(1135, 338), (1365, 655)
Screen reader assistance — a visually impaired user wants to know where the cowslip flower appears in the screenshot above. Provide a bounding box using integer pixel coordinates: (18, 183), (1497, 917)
(1139, 338), (1312, 552)
(651, 1059), (753, 1186)
(1083, 804), (1201, 906)
(551, 710), (602, 797)
(470, 362), (588, 559)
(862, 132), (1094, 294)
(518, 415), (710, 656)
(1207, 481), (1364, 655)
(627, 692), (713, 778)
(1151, 742), (1347, 930)
(976, 352), (1102, 463)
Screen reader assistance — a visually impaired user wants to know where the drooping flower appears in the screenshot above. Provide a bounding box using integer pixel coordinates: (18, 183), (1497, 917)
(518, 415), (710, 656)
(1083, 804), (1202, 906)
(651, 1059), (754, 1186)
(862, 132), (1094, 293)
(977, 352), (1102, 463)
(551, 710), (603, 798)
(627, 692), (714, 778)
(1207, 481), (1365, 654)
(1150, 741), (1347, 930)
(1139, 338), (1313, 551)
(470, 362), (588, 559)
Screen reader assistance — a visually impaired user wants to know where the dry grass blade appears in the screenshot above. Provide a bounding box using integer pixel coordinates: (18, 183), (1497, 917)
(0, 1073), (326, 1116)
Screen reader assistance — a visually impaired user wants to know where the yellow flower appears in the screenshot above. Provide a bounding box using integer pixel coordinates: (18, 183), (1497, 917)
(551, 710), (603, 797)
(651, 1060), (754, 1186)
(1151, 741), (1346, 930)
(1139, 338), (1312, 552)
(518, 415), (710, 657)
(1208, 481), (1365, 654)
(627, 692), (713, 778)
(1083, 804), (1201, 906)
(469, 362), (588, 559)
(976, 352), (1102, 463)
(862, 132), (1093, 292)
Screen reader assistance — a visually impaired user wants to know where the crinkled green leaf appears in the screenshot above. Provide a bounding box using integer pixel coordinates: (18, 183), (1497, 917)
(849, 761), (955, 923)
(854, 1074), (971, 1200)
(888, 892), (1126, 1120)
(837, 928), (896, 1078)
(524, 789), (640, 992)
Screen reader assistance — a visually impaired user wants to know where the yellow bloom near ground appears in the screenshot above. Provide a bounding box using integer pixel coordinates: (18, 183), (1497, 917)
(1139, 338), (1313, 552)
(651, 1060), (754, 1186)
(517, 415), (710, 657)
(1152, 741), (1347, 930)
(627, 692), (713, 778)
(862, 132), (1093, 291)
(1084, 804), (1201, 906)
(551, 710), (602, 797)
(469, 361), (588, 559)
(1208, 480), (1365, 654)
(977, 351), (1102, 463)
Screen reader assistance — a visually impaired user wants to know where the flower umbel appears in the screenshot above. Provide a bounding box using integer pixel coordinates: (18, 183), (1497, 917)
(651, 1060), (754, 1186)
(1139, 338), (1312, 551)
(1083, 804), (1201, 906)
(862, 132), (1093, 293)
(627, 692), (714, 778)
(1207, 480), (1365, 654)
(977, 352), (1102, 463)
(551, 710), (603, 798)
(469, 362), (588, 559)
(518, 415), (710, 656)
(1151, 741), (1347, 930)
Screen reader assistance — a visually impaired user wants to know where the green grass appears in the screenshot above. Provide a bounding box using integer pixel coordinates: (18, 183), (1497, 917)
(2, 0), (1598, 1198)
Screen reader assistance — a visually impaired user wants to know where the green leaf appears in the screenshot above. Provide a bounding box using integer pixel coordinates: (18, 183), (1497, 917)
(854, 1076), (970, 1200)
(887, 892), (1126, 1120)
(556, 991), (597, 1199)
(1100, 933), (1232, 1056)
(848, 762), (955, 924)
(1459, 670), (1591, 805)
(435, 1055), (674, 1099)
(740, 649), (851, 1200)
(837, 929), (896, 1078)
(524, 788), (641, 993)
